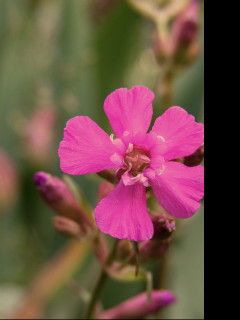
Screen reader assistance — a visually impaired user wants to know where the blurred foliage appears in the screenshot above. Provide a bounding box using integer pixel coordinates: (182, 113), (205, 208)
(0, 0), (204, 319)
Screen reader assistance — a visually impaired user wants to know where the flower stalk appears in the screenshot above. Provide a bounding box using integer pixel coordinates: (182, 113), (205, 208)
(84, 238), (119, 319)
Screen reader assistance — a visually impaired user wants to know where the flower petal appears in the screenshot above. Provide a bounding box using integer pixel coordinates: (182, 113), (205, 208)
(104, 86), (154, 138)
(150, 161), (204, 219)
(151, 106), (204, 160)
(58, 116), (120, 175)
(94, 180), (153, 241)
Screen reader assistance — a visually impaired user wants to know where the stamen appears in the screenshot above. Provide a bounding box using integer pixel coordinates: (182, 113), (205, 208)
(119, 144), (152, 186)
(126, 143), (133, 154)
(157, 135), (165, 142)
(110, 133), (115, 142)
(139, 154), (151, 163)
(139, 175), (149, 187)
(157, 165), (165, 176)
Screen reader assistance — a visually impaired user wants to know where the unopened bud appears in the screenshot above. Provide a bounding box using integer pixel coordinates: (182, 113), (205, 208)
(151, 213), (175, 241)
(98, 290), (175, 319)
(126, 213), (174, 264)
(52, 216), (85, 239)
(34, 172), (95, 233)
(167, 0), (200, 67)
(171, 0), (200, 49)
(97, 181), (115, 203)
(183, 143), (204, 167)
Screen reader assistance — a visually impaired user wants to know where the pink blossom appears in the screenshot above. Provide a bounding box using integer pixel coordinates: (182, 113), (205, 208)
(58, 86), (204, 241)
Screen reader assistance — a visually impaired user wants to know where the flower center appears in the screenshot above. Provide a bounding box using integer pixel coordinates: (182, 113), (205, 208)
(123, 144), (151, 177)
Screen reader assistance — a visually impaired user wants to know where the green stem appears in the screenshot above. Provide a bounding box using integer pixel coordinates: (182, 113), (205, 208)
(157, 250), (169, 289)
(161, 69), (174, 111)
(84, 238), (119, 319)
(133, 242), (140, 277)
(84, 269), (108, 319)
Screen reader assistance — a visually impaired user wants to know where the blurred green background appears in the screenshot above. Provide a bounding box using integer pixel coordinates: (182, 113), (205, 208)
(0, 0), (204, 319)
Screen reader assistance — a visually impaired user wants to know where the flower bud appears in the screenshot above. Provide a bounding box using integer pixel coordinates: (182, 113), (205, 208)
(98, 290), (175, 319)
(0, 149), (18, 212)
(52, 216), (85, 239)
(171, 1), (200, 51)
(123, 213), (175, 264)
(151, 213), (175, 241)
(183, 143), (204, 167)
(97, 181), (115, 203)
(153, 1), (200, 68)
(34, 172), (95, 233)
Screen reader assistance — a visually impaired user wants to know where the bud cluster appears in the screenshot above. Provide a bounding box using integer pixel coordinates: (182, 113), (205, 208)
(34, 172), (95, 239)
(116, 212), (175, 264)
(154, 0), (201, 70)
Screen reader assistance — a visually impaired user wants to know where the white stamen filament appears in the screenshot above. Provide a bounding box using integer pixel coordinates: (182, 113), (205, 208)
(157, 135), (165, 142)
(157, 165), (165, 176)
(110, 133), (115, 142)
(126, 143), (133, 154)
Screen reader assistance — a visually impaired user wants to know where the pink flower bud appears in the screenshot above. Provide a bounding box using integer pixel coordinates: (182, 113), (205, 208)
(0, 149), (18, 212)
(34, 172), (95, 232)
(52, 216), (85, 239)
(171, 0), (200, 50)
(151, 213), (175, 241)
(115, 213), (175, 264)
(183, 143), (204, 167)
(98, 290), (175, 319)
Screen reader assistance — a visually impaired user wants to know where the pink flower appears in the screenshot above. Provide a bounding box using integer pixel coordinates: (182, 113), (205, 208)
(58, 86), (204, 241)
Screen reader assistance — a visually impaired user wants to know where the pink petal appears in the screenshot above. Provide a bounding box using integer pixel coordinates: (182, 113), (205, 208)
(58, 116), (120, 175)
(151, 106), (204, 161)
(104, 86), (154, 138)
(94, 181), (153, 241)
(150, 161), (204, 219)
